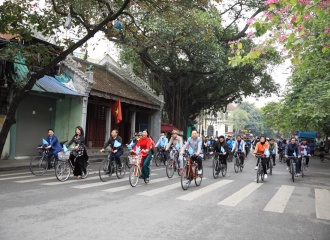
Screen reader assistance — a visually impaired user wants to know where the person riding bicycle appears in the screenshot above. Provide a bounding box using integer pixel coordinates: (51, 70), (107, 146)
(299, 139), (311, 167)
(66, 126), (88, 179)
(253, 136), (269, 179)
(181, 129), (203, 175)
(226, 135), (234, 154)
(100, 129), (123, 170)
(44, 129), (62, 169)
(245, 137), (251, 158)
(132, 129), (152, 181)
(231, 135), (246, 167)
(285, 137), (302, 177)
(155, 132), (168, 161)
(166, 130), (184, 174)
(268, 139), (278, 167)
(211, 135), (228, 173)
(126, 133), (139, 150)
(319, 141), (326, 163)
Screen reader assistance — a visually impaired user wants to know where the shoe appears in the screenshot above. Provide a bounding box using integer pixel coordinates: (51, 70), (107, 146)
(306, 165), (308, 167)
(255, 166), (258, 170)
(179, 168), (183, 174)
(273, 163), (276, 166)
(145, 178), (150, 183)
(264, 174), (268, 180)
(286, 167), (289, 171)
(241, 164), (244, 168)
(197, 169), (203, 175)
(296, 173), (301, 177)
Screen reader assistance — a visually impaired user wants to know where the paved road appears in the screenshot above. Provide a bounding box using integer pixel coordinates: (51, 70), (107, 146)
(1, 155), (330, 240)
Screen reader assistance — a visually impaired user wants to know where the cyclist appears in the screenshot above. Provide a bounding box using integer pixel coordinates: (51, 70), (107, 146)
(319, 141), (326, 163)
(66, 126), (87, 179)
(245, 137), (251, 158)
(299, 139), (311, 167)
(44, 129), (62, 169)
(181, 129), (203, 174)
(253, 136), (269, 179)
(268, 138), (278, 167)
(155, 132), (168, 161)
(100, 129), (123, 170)
(166, 130), (184, 174)
(211, 135), (228, 173)
(285, 137), (302, 177)
(226, 135), (234, 154)
(231, 135), (246, 167)
(132, 129), (152, 181)
(126, 133), (139, 150)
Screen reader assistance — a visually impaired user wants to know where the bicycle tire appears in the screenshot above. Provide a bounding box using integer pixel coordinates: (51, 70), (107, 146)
(155, 152), (162, 167)
(55, 161), (71, 182)
(213, 159), (219, 179)
(125, 157), (132, 169)
(301, 158), (304, 178)
(81, 163), (90, 179)
(291, 162), (295, 182)
(269, 159), (273, 175)
(166, 160), (175, 178)
(129, 165), (139, 187)
(194, 167), (203, 186)
(30, 156), (48, 176)
(260, 164), (264, 181)
(234, 157), (239, 173)
(221, 163), (227, 177)
(256, 164), (260, 183)
(99, 159), (111, 182)
(181, 166), (191, 190)
(116, 161), (126, 179)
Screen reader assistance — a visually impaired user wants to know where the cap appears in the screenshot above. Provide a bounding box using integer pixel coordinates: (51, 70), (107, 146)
(138, 132), (142, 136)
(219, 135), (225, 139)
(171, 130), (178, 134)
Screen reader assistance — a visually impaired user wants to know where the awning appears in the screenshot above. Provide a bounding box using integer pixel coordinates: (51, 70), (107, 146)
(33, 75), (83, 96)
(161, 123), (181, 133)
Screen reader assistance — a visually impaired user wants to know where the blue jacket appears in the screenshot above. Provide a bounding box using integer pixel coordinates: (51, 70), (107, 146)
(46, 135), (62, 152)
(156, 137), (168, 148)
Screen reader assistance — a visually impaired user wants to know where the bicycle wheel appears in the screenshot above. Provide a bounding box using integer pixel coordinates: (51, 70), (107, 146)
(166, 160), (175, 178)
(234, 157), (239, 173)
(260, 164), (264, 181)
(99, 159), (111, 182)
(30, 156), (48, 176)
(181, 166), (191, 190)
(129, 165), (139, 187)
(301, 158), (304, 178)
(55, 161), (71, 182)
(195, 167), (203, 186)
(256, 164), (260, 183)
(222, 163), (227, 177)
(213, 159), (219, 179)
(125, 156), (132, 169)
(116, 161), (126, 179)
(81, 162), (90, 179)
(269, 159), (273, 175)
(155, 152), (162, 167)
(291, 162), (295, 182)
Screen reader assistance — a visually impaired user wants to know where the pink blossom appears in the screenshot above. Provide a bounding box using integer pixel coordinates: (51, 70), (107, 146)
(250, 48), (255, 53)
(278, 35), (286, 42)
(231, 49), (235, 54)
(319, 0), (330, 8)
(247, 31), (254, 37)
(325, 26), (330, 34)
(264, 0), (280, 5)
(228, 40), (236, 44)
(297, 25), (304, 32)
(291, 15), (297, 23)
(246, 18), (256, 25)
(303, 14), (311, 20)
(262, 51), (266, 55)
(281, 48), (287, 53)
(279, 5), (290, 13)
(298, 0), (311, 5)
(263, 11), (274, 20)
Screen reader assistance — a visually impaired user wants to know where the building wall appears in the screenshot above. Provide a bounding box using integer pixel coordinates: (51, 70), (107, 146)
(54, 95), (84, 143)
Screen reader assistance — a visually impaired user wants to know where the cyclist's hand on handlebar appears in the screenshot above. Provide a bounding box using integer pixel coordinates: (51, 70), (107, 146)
(285, 155), (288, 158)
(100, 149), (105, 153)
(209, 152), (214, 155)
(298, 155), (301, 158)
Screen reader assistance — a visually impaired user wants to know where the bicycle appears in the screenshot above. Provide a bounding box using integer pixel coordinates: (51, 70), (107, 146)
(99, 150), (126, 182)
(166, 148), (182, 178)
(55, 151), (90, 182)
(213, 152), (227, 178)
(234, 150), (243, 173)
(287, 156), (298, 182)
(278, 148), (285, 162)
(268, 154), (274, 175)
(155, 147), (167, 167)
(30, 146), (54, 176)
(181, 155), (203, 190)
(227, 149), (233, 162)
(301, 155), (308, 177)
(128, 153), (150, 187)
(255, 154), (265, 183)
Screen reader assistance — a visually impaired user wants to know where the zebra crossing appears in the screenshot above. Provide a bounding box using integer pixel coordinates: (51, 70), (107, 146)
(1, 168), (330, 221)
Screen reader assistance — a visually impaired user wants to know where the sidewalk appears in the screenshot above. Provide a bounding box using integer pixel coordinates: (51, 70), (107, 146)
(0, 148), (130, 172)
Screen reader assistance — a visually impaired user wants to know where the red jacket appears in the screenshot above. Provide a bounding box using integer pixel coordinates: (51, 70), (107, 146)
(133, 137), (152, 157)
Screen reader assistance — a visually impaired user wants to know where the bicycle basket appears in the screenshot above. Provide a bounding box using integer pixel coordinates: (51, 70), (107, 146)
(58, 151), (70, 161)
(129, 154), (142, 165)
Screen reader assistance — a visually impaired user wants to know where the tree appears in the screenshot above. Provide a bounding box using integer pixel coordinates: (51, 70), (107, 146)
(112, 0), (280, 133)
(0, 0), (132, 156)
(231, 108), (250, 136)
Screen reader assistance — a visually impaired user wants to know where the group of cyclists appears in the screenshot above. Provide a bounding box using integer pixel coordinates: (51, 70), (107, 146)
(42, 127), (327, 184)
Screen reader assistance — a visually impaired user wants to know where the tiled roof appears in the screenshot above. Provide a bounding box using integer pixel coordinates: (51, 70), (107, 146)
(75, 58), (160, 109)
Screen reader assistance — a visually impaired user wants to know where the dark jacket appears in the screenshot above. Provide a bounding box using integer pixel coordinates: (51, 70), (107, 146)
(103, 136), (123, 150)
(46, 135), (62, 152)
(285, 143), (301, 156)
(213, 141), (229, 155)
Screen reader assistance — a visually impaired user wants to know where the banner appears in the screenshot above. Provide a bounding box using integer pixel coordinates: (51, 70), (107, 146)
(111, 99), (122, 124)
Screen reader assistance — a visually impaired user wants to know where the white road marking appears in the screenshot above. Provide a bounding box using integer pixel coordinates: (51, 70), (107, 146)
(72, 178), (128, 189)
(42, 176), (100, 186)
(263, 185), (295, 213)
(218, 182), (263, 207)
(315, 189), (330, 220)
(0, 172), (31, 177)
(0, 175), (34, 181)
(15, 176), (56, 183)
(176, 180), (233, 201)
(138, 182), (181, 196)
